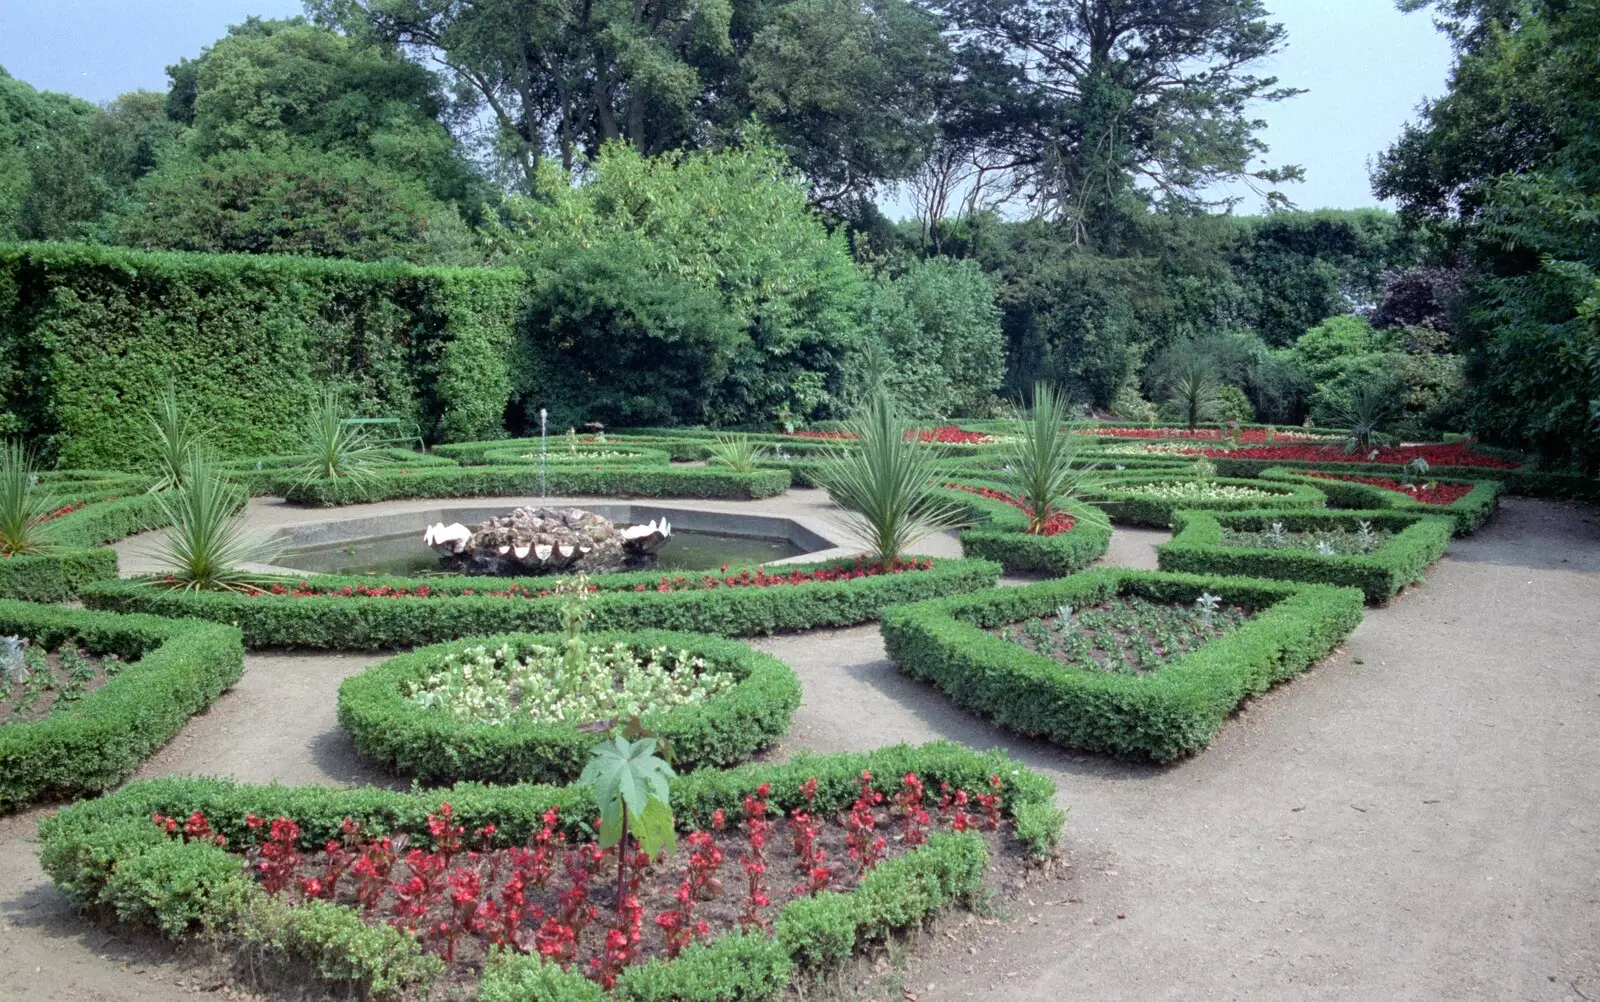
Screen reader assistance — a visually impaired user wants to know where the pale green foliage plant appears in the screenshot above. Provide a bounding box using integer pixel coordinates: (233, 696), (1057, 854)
(0, 441), (58, 556)
(817, 390), (967, 565)
(706, 434), (769, 474)
(294, 391), (390, 482)
(997, 382), (1105, 535)
(142, 387), (207, 493)
(151, 456), (280, 593)
(582, 733), (677, 920)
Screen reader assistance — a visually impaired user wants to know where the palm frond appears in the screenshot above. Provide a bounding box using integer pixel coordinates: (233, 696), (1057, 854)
(293, 391), (391, 484)
(0, 441), (59, 556)
(997, 382), (1108, 535)
(142, 386), (207, 492)
(152, 455), (282, 593)
(706, 434), (768, 474)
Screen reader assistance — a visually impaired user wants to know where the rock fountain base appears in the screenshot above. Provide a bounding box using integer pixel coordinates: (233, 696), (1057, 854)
(423, 506), (671, 576)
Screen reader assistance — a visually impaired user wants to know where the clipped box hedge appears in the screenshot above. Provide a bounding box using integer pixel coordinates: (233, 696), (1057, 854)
(881, 569), (1364, 762)
(0, 548), (120, 602)
(1084, 475), (1326, 527)
(934, 480), (1112, 576)
(39, 742), (1061, 1000)
(277, 464), (792, 506)
(81, 556), (1004, 650)
(478, 446), (675, 468)
(0, 601), (244, 811)
(1157, 508), (1454, 603)
(1257, 466), (1501, 535)
(339, 630), (802, 784)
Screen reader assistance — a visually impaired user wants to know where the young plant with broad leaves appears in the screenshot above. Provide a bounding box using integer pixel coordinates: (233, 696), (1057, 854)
(580, 732), (677, 923)
(706, 434), (769, 474)
(0, 442), (58, 557)
(151, 455), (280, 593)
(817, 391), (967, 566)
(294, 391), (391, 483)
(142, 386), (207, 493)
(996, 381), (1106, 536)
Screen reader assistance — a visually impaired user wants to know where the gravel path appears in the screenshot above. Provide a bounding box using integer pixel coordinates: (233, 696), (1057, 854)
(3, 497), (1597, 1001)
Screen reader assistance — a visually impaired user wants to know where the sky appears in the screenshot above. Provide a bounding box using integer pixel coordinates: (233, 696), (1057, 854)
(0, 0), (1455, 214)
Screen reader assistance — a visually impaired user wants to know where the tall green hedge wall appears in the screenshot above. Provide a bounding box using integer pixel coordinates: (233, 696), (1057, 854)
(0, 242), (525, 467)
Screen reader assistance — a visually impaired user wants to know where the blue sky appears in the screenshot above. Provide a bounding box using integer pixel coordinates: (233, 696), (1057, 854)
(0, 0), (1454, 213)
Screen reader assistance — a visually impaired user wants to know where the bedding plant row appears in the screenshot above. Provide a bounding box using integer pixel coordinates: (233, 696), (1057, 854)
(0, 600), (244, 811)
(38, 741), (1063, 1001)
(1257, 467), (1501, 535)
(1083, 473), (1328, 527)
(82, 556), (1003, 650)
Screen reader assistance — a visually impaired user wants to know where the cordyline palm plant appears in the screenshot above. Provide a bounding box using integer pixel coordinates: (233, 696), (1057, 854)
(294, 391), (390, 483)
(996, 382), (1107, 535)
(816, 391), (967, 566)
(706, 433), (769, 474)
(142, 386), (207, 493)
(1164, 357), (1223, 431)
(0, 441), (59, 556)
(1334, 382), (1399, 455)
(151, 455), (280, 593)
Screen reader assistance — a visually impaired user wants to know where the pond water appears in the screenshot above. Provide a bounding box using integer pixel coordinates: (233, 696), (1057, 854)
(272, 529), (807, 577)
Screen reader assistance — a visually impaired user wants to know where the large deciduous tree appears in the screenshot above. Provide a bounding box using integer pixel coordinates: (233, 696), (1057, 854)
(927, 0), (1303, 241)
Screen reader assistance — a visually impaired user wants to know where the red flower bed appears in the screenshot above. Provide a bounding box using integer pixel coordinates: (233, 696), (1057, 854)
(912, 425), (998, 445)
(946, 484), (1075, 536)
(40, 496), (114, 523)
(254, 558), (935, 600)
(149, 772), (1009, 986)
(1187, 441), (1520, 469)
(1091, 426), (1327, 444)
(1310, 473), (1477, 505)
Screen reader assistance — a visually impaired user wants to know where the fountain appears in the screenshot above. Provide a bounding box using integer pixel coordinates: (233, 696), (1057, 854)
(423, 505), (672, 576)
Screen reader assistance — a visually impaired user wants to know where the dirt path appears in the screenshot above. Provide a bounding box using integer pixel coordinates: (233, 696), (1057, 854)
(3, 498), (1598, 1001)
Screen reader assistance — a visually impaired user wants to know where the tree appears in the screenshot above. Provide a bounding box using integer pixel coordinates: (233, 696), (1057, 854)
(504, 143), (869, 429)
(859, 256), (1004, 418)
(1373, 0), (1600, 470)
(928, 0), (1304, 241)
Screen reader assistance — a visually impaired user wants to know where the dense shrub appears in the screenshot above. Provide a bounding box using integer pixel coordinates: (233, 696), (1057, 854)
(81, 556), (1003, 649)
(882, 569), (1364, 761)
(338, 630), (802, 784)
(1157, 508), (1454, 602)
(0, 601), (244, 811)
(0, 242), (524, 466)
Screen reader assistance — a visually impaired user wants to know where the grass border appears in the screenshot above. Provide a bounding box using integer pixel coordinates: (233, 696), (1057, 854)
(881, 569), (1364, 762)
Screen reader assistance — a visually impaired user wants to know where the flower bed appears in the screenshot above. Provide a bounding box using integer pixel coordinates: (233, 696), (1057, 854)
(479, 447), (675, 468)
(1199, 440), (1520, 469)
(82, 557), (1003, 650)
(934, 480), (1112, 576)
(881, 569), (1364, 761)
(945, 485), (1075, 535)
(1259, 467), (1502, 535)
(339, 631), (801, 784)
(1088, 426), (1334, 443)
(915, 426), (1000, 445)
(2, 639), (131, 723)
(39, 743), (1063, 1000)
(1085, 475), (1326, 527)
(278, 465), (792, 506)
(990, 594), (1252, 675)
(0, 601), (244, 811)
(1156, 509), (1455, 603)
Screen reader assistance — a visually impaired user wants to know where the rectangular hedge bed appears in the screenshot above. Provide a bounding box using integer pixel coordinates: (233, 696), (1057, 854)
(935, 480), (1112, 576)
(881, 569), (1364, 762)
(1156, 509), (1454, 603)
(38, 742), (1064, 1001)
(1257, 466), (1501, 535)
(277, 465), (792, 506)
(81, 556), (1003, 650)
(0, 601), (244, 811)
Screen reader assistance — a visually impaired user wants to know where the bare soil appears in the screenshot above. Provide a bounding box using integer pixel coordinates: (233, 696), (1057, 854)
(1, 496), (1597, 1001)
(1, 645), (128, 724)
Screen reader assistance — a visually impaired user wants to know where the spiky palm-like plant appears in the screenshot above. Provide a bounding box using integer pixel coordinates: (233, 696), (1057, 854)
(1334, 382), (1399, 455)
(996, 383), (1106, 535)
(0, 442), (58, 556)
(142, 386), (207, 493)
(151, 456), (280, 593)
(1165, 359), (1223, 430)
(816, 391), (967, 566)
(706, 434), (769, 474)
(294, 391), (390, 483)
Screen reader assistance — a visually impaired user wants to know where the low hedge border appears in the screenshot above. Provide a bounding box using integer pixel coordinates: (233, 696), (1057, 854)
(881, 569), (1364, 762)
(1205, 456), (1593, 500)
(1257, 466), (1502, 535)
(0, 601), (244, 811)
(479, 446), (674, 468)
(338, 630), (802, 784)
(933, 480), (1112, 576)
(1084, 475), (1326, 527)
(1156, 508), (1454, 603)
(0, 548), (119, 602)
(435, 436), (718, 465)
(81, 556), (1004, 650)
(39, 742), (1062, 1000)
(276, 465), (793, 506)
